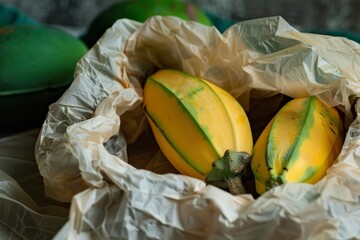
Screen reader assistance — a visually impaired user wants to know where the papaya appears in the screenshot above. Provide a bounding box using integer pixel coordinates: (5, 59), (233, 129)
(143, 69), (253, 180)
(251, 96), (345, 194)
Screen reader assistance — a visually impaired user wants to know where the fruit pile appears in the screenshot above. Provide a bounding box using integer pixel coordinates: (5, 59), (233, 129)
(142, 69), (345, 196)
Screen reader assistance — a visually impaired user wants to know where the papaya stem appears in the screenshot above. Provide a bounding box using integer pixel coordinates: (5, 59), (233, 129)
(205, 150), (251, 195)
(226, 177), (246, 195)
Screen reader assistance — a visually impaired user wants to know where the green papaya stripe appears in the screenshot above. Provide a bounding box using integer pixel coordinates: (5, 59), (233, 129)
(318, 105), (343, 137)
(144, 109), (204, 175)
(177, 73), (238, 153)
(299, 166), (317, 182)
(146, 76), (221, 174)
(266, 97), (315, 172)
(149, 73), (230, 155)
(251, 167), (266, 182)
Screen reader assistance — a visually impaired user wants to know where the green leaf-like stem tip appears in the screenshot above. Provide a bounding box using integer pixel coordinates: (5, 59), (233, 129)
(205, 150), (252, 195)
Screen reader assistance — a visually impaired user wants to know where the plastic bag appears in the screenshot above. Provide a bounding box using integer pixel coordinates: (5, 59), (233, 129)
(35, 16), (360, 239)
(0, 130), (68, 239)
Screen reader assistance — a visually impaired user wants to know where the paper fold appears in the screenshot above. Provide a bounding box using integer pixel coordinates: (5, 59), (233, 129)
(32, 16), (360, 239)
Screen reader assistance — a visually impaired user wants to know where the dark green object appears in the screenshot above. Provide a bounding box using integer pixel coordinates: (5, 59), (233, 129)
(0, 87), (69, 135)
(205, 150), (252, 195)
(0, 4), (39, 26)
(204, 11), (235, 33)
(0, 25), (88, 96)
(81, 0), (212, 47)
(0, 25), (88, 134)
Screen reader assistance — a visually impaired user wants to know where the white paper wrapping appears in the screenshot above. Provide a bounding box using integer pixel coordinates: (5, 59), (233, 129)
(34, 16), (360, 239)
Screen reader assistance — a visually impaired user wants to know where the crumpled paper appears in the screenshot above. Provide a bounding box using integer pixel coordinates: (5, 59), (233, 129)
(35, 16), (360, 239)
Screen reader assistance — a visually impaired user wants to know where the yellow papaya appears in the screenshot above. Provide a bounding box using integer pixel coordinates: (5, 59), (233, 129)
(143, 69), (253, 180)
(251, 96), (345, 194)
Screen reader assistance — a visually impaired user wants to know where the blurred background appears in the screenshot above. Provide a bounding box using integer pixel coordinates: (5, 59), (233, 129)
(1, 0), (360, 136)
(2, 0), (360, 34)
(0, 0), (360, 32)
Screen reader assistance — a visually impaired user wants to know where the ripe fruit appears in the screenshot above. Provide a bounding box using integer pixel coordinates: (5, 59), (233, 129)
(143, 69), (253, 180)
(251, 96), (345, 194)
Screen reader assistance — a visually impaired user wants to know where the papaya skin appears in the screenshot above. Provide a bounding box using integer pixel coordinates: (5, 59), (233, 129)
(251, 96), (345, 195)
(143, 69), (253, 180)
